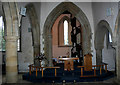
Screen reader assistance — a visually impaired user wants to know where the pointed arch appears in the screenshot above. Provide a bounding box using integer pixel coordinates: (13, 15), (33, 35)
(95, 20), (113, 50)
(114, 10), (120, 37)
(25, 3), (40, 56)
(95, 20), (113, 66)
(43, 2), (92, 66)
(113, 10), (120, 46)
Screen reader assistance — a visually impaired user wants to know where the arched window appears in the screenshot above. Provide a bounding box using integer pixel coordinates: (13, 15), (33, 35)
(0, 16), (21, 51)
(64, 20), (69, 45)
(109, 33), (112, 42)
(58, 16), (72, 46)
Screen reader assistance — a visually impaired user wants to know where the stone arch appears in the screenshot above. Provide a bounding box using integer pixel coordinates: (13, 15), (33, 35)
(43, 2), (92, 66)
(95, 20), (113, 49)
(59, 16), (70, 22)
(113, 10), (120, 46)
(95, 20), (113, 66)
(114, 10), (120, 37)
(114, 9), (120, 80)
(25, 3), (40, 57)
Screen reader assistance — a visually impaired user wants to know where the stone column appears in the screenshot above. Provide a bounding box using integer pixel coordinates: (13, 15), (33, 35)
(48, 35), (53, 66)
(96, 49), (102, 69)
(34, 44), (40, 65)
(5, 36), (18, 83)
(33, 44), (40, 56)
(116, 34), (120, 80)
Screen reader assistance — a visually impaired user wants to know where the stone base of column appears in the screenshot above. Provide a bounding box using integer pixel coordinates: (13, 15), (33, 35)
(6, 72), (18, 83)
(113, 77), (120, 85)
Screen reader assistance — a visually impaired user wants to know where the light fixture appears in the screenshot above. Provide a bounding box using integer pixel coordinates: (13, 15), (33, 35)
(20, 7), (26, 16)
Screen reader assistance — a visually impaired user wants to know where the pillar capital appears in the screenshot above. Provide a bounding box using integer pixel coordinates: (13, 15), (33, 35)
(5, 36), (19, 42)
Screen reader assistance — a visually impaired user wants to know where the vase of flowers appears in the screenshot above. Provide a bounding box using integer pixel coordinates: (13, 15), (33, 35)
(34, 53), (49, 67)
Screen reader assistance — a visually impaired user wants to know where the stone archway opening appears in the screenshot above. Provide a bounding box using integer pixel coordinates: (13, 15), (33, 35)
(43, 2), (92, 66)
(51, 13), (84, 65)
(95, 20), (115, 70)
(25, 3), (40, 58)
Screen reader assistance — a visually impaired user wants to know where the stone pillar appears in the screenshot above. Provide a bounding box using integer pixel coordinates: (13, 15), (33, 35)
(33, 44), (40, 56)
(34, 44), (40, 65)
(96, 49), (102, 69)
(116, 34), (120, 80)
(5, 36), (18, 83)
(48, 35), (53, 66)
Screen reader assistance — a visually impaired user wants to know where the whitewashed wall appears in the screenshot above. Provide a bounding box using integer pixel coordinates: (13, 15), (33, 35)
(92, 2), (118, 33)
(102, 34), (116, 71)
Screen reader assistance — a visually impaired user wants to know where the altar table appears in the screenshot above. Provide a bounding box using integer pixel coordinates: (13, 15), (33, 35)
(59, 57), (79, 71)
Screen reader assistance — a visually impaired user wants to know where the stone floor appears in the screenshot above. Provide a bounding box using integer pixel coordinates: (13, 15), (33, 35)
(1, 74), (120, 85)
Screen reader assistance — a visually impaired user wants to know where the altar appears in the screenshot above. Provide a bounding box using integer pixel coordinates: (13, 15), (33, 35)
(59, 57), (79, 71)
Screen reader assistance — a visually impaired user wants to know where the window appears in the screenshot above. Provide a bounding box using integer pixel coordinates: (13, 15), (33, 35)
(64, 20), (69, 45)
(17, 38), (20, 51)
(109, 33), (112, 42)
(0, 16), (5, 51)
(58, 16), (72, 46)
(0, 16), (21, 51)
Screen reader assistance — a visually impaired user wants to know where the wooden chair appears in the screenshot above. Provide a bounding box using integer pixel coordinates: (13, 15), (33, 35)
(84, 53), (92, 71)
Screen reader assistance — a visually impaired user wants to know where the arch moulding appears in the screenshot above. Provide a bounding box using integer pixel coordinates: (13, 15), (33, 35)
(94, 20), (113, 66)
(43, 2), (92, 66)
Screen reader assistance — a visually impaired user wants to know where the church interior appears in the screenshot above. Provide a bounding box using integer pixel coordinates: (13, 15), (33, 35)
(0, 1), (120, 84)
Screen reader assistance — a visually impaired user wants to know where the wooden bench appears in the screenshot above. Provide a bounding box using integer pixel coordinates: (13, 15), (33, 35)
(77, 64), (108, 77)
(28, 64), (60, 77)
